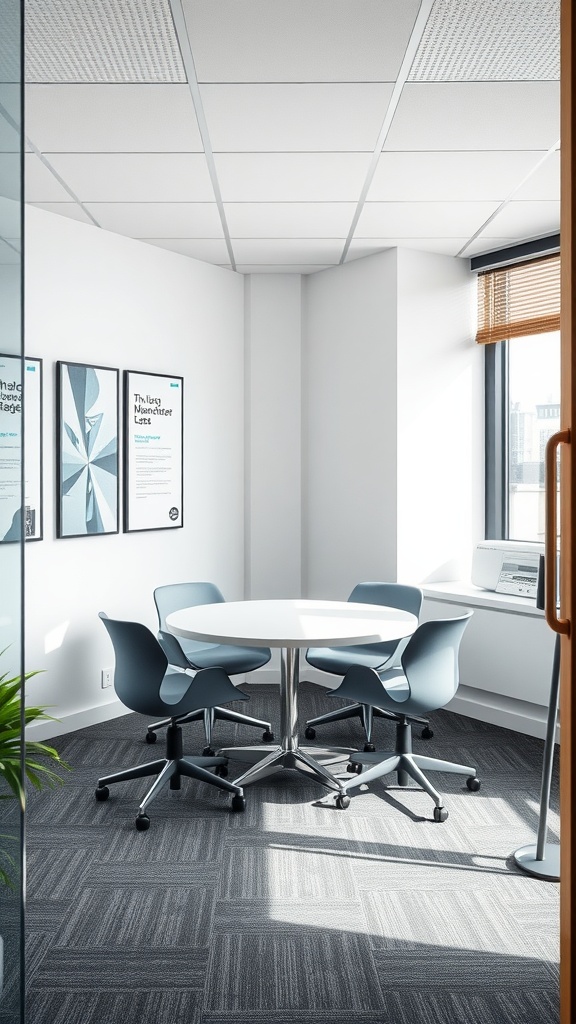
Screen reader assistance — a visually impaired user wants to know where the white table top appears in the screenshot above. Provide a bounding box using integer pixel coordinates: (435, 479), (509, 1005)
(166, 598), (417, 649)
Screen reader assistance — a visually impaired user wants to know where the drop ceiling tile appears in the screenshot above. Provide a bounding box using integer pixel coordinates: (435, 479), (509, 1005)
(367, 151), (550, 203)
(409, 0), (559, 83)
(0, 239), (20, 264)
(200, 84), (394, 152)
(184, 0), (419, 82)
(347, 238), (471, 259)
(24, 153), (73, 202)
(512, 149), (560, 201)
(231, 239), (344, 263)
(224, 203), (355, 238)
(45, 154), (214, 203)
(83, 202), (223, 238)
(383, 82), (560, 151)
(0, 84), (22, 153)
(28, 202), (95, 225)
(235, 265), (333, 274)
(26, 0), (186, 84)
(214, 153), (372, 202)
(480, 200), (560, 238)
(356, 201), (499, 237)
(142, 238), (230, 262)
(0, 154), (20, 201)
(0, 196), (22, 236)
(25, 85), (203, 153)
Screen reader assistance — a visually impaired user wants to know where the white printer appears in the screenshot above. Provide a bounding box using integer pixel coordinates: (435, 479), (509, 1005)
(471, 540), (544, 599)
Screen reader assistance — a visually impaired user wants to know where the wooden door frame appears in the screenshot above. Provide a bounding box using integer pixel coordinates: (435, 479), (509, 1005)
(560, 2), (575, 1020)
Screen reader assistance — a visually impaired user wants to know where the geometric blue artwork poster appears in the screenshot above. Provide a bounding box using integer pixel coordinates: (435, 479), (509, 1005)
(57, 361), (119, 537)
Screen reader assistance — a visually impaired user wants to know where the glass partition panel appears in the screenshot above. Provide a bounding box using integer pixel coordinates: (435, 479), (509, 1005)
(0, 0), (25, 1021)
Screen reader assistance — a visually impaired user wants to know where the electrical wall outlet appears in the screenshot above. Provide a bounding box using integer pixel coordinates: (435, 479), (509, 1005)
(101, 668), (113, 689)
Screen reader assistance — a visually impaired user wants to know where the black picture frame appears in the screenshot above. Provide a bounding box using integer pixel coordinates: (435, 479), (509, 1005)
(123, 369), (184, 533)
(0, 354), (43, 542)
(56, 360), (119, 539)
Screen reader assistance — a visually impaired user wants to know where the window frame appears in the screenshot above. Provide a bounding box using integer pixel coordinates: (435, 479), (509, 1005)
(484, 340), (508, 539)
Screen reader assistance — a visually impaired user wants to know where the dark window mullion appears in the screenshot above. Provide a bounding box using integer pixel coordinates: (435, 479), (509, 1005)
(485, 341), (508, 539)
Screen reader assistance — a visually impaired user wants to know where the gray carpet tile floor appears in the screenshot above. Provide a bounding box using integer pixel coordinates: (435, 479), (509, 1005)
(22, 682), (559, 1024)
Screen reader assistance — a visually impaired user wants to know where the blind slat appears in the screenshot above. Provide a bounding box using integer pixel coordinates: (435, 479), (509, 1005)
(476, 253), (560, 344)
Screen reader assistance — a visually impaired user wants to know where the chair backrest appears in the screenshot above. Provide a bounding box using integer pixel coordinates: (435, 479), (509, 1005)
(154, 581), (225, 632)
(400, 611), (473, 715)
(347, 582), (423, 660)
(99, 612), (168, 715)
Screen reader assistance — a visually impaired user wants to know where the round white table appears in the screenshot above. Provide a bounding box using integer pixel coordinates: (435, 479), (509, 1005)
(166, 598), (417, 800)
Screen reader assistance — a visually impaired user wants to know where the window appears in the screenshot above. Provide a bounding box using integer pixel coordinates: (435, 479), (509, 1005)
(479, 254), (561, 543)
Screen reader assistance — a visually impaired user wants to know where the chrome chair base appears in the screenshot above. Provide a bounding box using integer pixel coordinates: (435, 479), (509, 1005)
(341, 747), (479, 817)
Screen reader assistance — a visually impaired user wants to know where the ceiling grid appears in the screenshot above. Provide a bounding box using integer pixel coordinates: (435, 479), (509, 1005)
(4, 0), (560, 272)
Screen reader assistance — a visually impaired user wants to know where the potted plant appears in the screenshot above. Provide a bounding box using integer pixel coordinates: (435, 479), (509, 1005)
(0, 661), (69, 993)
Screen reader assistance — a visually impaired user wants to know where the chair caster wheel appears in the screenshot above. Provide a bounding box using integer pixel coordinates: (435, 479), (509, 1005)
(135, 814), (150, 831)
(262, 730), (274, 742)
(231, 794), (246, 812)
(433, 806), (448, 822)
(215, 764), (228, 777)
(466, 776), (481, 791)
(347, 762), (362, 774)
(145, 731), (157, 744)
(421, 726), (434, 739)
(203, 745), (216, 757)
(304, 727), (316, 740)
(335, 794), (351, 809)
(95, 785), (109, 801)
(363, 742), (375, 753)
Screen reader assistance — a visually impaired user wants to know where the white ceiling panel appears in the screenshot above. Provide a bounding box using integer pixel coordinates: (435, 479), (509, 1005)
(26, 0), (186, 83)
(200, 84), (395, 152)
(0, 85), (22, 154)
(512, 149), (560, 201)
(480, 200), (560, 237)
(367, 151), (550, 203)
(0, 239), (20, 264)
(29, 202), (96, 225)
(45, 153), (214, 203)
(347, 238), (471, 260)
(214, 153), (372, 203)
(224, 203), (355, 238)
(184, 0), (419, 83)
(409, 0), (559, 83)
(25, 152), (74, 202)
(142, 238), (230, 262)
(235, 265), (333, 275)
(384, 82), (560, 151)
(357, 201), (499, 238)
(25, 85), (203, 153)
(231, 239), (344, 264)
(0, 154), (20, 201)
(83, 202), (223, 237)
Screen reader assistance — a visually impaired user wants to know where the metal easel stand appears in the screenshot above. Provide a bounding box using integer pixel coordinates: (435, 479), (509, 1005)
(513, 632), (560, 882)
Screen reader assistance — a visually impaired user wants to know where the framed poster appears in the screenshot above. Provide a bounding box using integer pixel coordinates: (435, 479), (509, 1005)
(123, 370), (183, 532)
(56, 361), (119, 538)
(0, 354), (43, 542)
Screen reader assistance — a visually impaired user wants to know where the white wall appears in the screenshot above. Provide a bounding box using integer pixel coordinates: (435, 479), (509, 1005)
(25, 207), (245, 732)
(244, 274), (302, 599)
(303, 252), (398, 599)
(396, 247), (483, 583)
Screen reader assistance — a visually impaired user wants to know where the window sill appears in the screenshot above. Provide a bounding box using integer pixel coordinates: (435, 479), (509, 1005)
(421, 580), (544, 618)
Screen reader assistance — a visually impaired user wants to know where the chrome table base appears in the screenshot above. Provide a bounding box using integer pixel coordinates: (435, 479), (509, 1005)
(218, 647), (351, 796)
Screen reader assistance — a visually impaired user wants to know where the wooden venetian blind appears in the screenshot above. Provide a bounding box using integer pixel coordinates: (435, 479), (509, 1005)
(476, 253), (561, 344)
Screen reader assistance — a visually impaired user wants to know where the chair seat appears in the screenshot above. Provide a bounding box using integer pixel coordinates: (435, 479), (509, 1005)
(306, 645), (393, 676)
(182, 639), (271, 673)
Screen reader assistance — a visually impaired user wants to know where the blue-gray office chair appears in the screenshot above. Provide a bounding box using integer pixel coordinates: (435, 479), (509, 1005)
(304, 582), (430, 751)
(334, 611), (479, 820)
(150, 582), (274, 754)
(96, 613), (246, 830)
